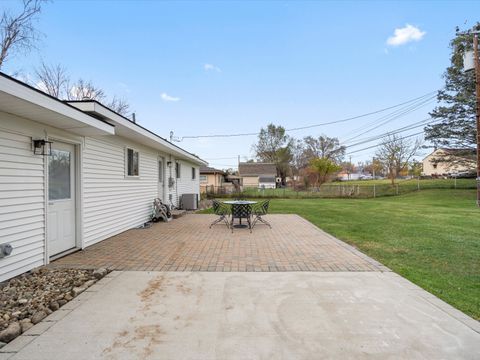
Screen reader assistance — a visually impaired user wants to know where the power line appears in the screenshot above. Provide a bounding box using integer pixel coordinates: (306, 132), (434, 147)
(341, 96), (436, 144)
(204, 118), (438, 164)
(344, 117), (439, 148)
(179, 91), (438, 140)
(340, 93), (435, 140)
(345, 131), (425, 156)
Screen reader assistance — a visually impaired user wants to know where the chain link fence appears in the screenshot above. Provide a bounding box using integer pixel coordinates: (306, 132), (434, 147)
(203, 178), (476, 199)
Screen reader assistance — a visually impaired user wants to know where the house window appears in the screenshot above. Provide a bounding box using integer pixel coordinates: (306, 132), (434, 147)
(158, 159), (163, 182)
(433, 164), (437, 169)
(126, 148), (139, 177)
(200, 175), (207, 183)
(192, 167), (196, 180)
(175, 162), (181, 178)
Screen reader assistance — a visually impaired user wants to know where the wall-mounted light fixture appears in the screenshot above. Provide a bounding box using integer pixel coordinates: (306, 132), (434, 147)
(33, 139), (53, 156)
(167, 161), (172, 167)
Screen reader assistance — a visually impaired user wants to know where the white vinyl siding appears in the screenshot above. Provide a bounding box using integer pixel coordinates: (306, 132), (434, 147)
(0, 129), (45, 282)
(82, 137), (157, 247)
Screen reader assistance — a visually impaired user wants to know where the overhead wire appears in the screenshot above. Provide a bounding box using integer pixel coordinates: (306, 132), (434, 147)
(179, 91), (438, 140)
(344, 117), (439, 149)
(345, 131), (425, 156)
(341, 96), (436, 144)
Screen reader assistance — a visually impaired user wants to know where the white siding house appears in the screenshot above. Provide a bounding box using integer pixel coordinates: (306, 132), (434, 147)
(0, 73), (205, 282)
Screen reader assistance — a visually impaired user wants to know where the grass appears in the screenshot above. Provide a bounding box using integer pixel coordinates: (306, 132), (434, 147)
(201, 189), (480, 320)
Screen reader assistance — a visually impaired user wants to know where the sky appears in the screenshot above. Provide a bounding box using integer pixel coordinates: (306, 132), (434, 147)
(4, 0), (480, 169)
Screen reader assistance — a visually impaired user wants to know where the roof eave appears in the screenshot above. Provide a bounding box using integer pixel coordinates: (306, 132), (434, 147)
(67, 100), (207, 165)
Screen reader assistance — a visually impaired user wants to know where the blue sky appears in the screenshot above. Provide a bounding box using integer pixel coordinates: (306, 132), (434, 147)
(5, 0), (480, 169)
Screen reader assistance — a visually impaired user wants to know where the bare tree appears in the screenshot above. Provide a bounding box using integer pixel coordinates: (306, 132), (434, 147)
(375, 135), (422, 185)
(35, 62), (69, 98)
(0, 0), (46, 69)
(34, 61), (131, 116)
(67, 78), (106, 101)
(107, 96), (130, 116)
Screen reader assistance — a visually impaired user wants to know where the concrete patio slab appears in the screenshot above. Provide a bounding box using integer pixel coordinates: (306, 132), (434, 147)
(5, 271), (479, 359)
(50, 214), (388, 272)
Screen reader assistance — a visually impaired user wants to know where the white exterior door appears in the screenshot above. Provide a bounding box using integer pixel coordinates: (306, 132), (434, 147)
(158, 157), (166, 201)
(47, 142), (76, 256)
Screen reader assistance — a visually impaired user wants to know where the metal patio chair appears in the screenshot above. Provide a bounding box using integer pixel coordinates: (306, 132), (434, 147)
(209, 200), (230, 229)
(251, 200), (271, 229)
(230, 203), (252, 233)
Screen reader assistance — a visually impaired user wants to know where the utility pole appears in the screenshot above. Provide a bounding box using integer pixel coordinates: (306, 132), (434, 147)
(474, 33), (480, 207)
(348, 155), (352, 181)
(372, 156), (376, 179)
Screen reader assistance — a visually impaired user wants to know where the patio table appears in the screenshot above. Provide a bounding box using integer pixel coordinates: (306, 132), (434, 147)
(223, 200), (257, 228)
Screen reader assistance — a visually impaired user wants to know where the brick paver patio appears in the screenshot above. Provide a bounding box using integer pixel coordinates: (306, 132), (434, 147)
(51, 214), (389, 272)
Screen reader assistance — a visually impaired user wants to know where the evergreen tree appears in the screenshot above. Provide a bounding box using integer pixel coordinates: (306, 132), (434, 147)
(424, 25), (479, 151)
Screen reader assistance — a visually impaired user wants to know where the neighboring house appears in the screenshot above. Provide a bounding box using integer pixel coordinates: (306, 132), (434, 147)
(238, 162), (278, 188)
(422, 148), (476, 176)
(0, 73), (206, 282)
(199, 166), (239, 193)
(199, 166), (226, 193)
(336, 172), (371, 181)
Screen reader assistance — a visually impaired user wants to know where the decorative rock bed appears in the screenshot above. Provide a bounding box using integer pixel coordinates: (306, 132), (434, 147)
(0, 267), (109, 346)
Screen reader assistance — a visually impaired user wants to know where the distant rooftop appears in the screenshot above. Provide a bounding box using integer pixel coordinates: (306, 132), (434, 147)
(238, 162), (277, 176)
(200, 165), (225, 174)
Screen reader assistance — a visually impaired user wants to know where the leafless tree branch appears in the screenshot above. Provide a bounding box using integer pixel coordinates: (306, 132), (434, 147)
(0, 0), (46, 69)
(35, 61), (69, 98)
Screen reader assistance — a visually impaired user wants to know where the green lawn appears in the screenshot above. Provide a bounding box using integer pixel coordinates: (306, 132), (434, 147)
(202, 189), (480, 320)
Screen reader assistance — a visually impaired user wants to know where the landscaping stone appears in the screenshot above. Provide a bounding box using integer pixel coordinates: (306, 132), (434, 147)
(0, 267), (110, 344)
(49, 301), (59, 311)
(31, 311), (47, 325)
(19, 319), (33, 333)
(93, 268), (107, 280)
(0, 322), (21, 343)
(71, 287), (85, 297)
(83, 280), (95, 288)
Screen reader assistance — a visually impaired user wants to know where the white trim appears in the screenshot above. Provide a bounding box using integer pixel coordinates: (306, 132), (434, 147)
(43, 136), (49, 266)
(45, 135), (83, 258)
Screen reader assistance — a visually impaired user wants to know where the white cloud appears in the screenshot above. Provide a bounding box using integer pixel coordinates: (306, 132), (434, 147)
(387, 24), (426, 46)
(204, 63), (222, 72)
(160, 92), (180, 102)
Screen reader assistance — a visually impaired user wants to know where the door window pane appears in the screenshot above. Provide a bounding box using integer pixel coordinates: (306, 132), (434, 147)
(158, 160), (163, 182)
(49, 149), (71, 200)
(176, 162), (181, 178)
